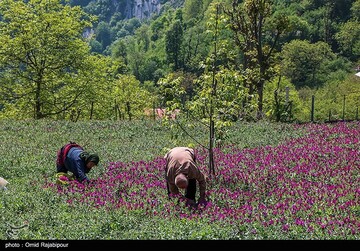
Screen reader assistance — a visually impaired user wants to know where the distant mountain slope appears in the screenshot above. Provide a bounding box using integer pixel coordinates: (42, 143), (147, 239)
(71, 0), (184, 22)
(114, 0), (162, 20)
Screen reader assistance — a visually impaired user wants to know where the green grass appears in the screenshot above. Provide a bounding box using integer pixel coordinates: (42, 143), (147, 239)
(0, 119), (304, 240)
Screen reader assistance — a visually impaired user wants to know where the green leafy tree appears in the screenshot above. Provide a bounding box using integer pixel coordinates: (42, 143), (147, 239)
(0, 0), (97, 119)
(70, 0), (91, 7)
(183, 0), (204, 20)
(95, 21), (112, 52)
(84, 0), (113, 22)
(181, 3), (220, 74)
(223, 0), (290, 119)
(292, 0), (354, 51)
(335, 0), (360, 61)
(63, 54), (125, 121)
(112, 74), (156, 121)
(90, 39), (103, 54)
(352, 0), (360, 18)
(123, 18), (142, 35)
(335, 21), (360, 61)
(165, 19), (184, 71)
(263, 75), (301, 122)
(123, 36), (146, 81)
(157, 72), (186, 110)
(206, 2), (253, 173)
(281, 39), (338, 88)
(270, 2), (311, 47)
(110, 39), (128, 61)
(312, 74), (360, 122)
(163, 2), (252, 175)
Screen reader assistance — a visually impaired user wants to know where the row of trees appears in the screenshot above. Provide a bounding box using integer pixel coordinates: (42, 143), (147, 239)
(0, 0), (359, 122)
(105, 0), (359, 120)
(1, 0), (359, 121)
(0, 0), (156, 120)
(1, 0), (359, 173)
(86, 0), (359, 83)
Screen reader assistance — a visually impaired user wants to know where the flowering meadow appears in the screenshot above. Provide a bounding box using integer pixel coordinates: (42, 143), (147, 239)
(0, 120), (359, 240)
(47, 122), (359, 239)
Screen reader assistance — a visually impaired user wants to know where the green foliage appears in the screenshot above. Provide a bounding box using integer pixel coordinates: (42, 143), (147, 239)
(191, 67), (248, 124)
(53, 54), (125, 121)
(0, 0), (96, 119)
(157, 72), (186, 109)
(223, 0), (291, 118)
(311, 75), (360, 122)
(0, 0), (359, 124)
(183, 0), (204, 20)
(165, 19), (184, 71)
(352, 0), (360, 18)
(281, 39), (338, 88)
(263, 76), (301, 122)
(188, 2), (254, 137)
(112, 74), (157, 120)
(291, 74), (360, 123)
(335, 20), (360, 61)
(95, 21), (112, 52)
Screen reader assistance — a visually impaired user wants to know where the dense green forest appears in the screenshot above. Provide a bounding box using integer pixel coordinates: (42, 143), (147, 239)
(0, 0), (359, 124)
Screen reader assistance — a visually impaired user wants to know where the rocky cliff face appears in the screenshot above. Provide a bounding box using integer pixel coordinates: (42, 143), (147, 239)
(107, 0), (162, 20)
(81, 0), (182, 21)
(124, 0), (162, 19)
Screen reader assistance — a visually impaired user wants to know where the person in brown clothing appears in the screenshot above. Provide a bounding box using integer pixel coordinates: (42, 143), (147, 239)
(164, 147), (207, 207)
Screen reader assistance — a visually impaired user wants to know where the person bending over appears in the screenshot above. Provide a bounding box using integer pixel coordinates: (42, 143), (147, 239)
(164, 146), (207, 207)
(56, 142), (99, 183)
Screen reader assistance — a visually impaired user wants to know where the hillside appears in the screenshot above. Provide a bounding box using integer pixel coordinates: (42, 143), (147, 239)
(71, 0), (183, 21)
(0, 0), (359, 122)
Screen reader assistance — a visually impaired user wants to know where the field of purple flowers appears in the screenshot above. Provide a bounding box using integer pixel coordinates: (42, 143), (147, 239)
(45, 122), (359, 239)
